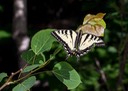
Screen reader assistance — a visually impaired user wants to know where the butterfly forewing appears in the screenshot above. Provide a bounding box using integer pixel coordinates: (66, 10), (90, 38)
(51, 30), (77, 55)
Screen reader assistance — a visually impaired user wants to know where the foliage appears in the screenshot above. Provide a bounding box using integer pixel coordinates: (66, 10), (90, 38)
(0, 30), (11, 39)
(53, 62), (81, 89)
(0, 0), (128, 91)
(0, 73), (7, 82)
(0, 29), (82, 91)
(12, 76), (36, 91)
(77, 13), (106, 37)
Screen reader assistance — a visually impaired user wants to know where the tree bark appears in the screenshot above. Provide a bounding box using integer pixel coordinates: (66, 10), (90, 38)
(13, 0), (29, 68)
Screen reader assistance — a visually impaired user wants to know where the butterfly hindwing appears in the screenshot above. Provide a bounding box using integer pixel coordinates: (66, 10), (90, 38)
(76, 33), (105, 57)
(51, 30), (77, 56)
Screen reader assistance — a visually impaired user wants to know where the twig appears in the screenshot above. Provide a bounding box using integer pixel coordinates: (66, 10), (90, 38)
(117, 0), (127, 90)
(117, 40), (128, 91)
(0, 69), (22, 90)
(0, 47), (61, 90)
(94, 58), (110, 91)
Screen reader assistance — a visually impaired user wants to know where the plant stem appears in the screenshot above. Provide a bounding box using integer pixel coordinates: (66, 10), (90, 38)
(0, 47), (61, 90)
(0, 69), (22, 90)
(13, 48), (61, 84)
(94, 58), (110, 91)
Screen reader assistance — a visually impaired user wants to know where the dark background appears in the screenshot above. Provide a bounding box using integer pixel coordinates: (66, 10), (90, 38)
(0, 0), (128, 91)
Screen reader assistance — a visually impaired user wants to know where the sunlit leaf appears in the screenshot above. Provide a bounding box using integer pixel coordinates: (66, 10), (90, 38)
(12, 76), (36, 91)
(76, 13), (106, 37)
(31, 29), (56, 55)
(77, 24), (105, 36)
(83, 13), (106, 28)
(52, 62), (81, 89)
(0, 72), (7, 82)
(22, 64), (40, 73)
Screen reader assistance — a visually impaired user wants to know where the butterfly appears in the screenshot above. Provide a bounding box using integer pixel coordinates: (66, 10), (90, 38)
(51, 29), (105, 60)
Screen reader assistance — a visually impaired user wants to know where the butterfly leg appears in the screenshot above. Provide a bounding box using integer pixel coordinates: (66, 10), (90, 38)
(65, 54), (71, 60)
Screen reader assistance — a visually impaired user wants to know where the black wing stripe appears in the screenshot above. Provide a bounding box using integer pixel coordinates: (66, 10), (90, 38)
(69, 30), (73, 39)
(51, 30), (75, 55)
(62, 29), (64, 34)
(76, 43), (94, 57)
(97, 37), (101, 41)
(83, 34), (89, 43)
(95, 37), (105, 46)
(95, 42), (105, 46)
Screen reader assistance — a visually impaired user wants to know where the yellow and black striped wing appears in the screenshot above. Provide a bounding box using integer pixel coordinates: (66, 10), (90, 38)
(51, 29), (77, 56)
(76, 33), (105, 57)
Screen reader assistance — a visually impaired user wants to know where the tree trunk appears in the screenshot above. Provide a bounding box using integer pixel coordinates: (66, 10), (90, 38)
(13, 0), (29, 68)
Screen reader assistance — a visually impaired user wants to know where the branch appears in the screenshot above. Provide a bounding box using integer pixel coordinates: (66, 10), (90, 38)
(117, 39), (128, 91)
(0, 69), (22, 90)
(0, 47), (61, 90)
(94, 58), (110, 91)
(117, 0), (127, 90)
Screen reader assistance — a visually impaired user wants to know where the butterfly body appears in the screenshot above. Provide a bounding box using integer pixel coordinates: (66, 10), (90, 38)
(51, 29), (105, 60)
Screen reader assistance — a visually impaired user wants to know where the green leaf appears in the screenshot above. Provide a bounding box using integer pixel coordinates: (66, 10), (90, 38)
(21, 50), (45, 64)
(0, 30), (11, 39)
(22, 64), (40, 73)
(52, 62), (81, 90)
(21, 50), (35, 64)
(0, 72), (7, 82)
(96, 48), (107, 58)
(108, 46), (117, 53)
(13, 76), (36, 91)
(31, 29), (56, 55)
